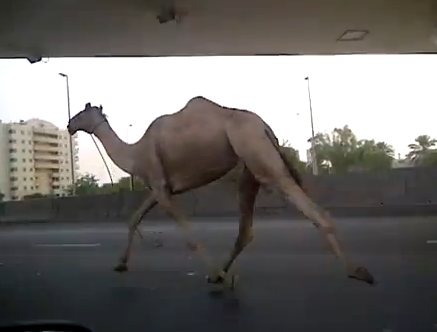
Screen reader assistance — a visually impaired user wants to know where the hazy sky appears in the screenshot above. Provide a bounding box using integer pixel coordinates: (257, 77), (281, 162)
(0, 55), (436, 183)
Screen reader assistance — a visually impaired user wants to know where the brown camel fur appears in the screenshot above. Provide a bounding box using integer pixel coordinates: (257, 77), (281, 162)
(67, 96), (374, 285)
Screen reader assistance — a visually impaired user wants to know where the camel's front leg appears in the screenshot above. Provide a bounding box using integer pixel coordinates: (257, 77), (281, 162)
(114, 195), (157, 272)
(154, 191), (218, 276)
(208, 166), (260, 284)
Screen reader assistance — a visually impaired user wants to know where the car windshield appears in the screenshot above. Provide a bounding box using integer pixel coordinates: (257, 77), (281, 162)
(1, 4), (437, 332)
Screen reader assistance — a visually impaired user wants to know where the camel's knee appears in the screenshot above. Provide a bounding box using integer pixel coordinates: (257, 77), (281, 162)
(127, 218), (140, 232)
(312, 209), (336, 234)
(313, 222), (336, 234)
(236, 228), (254, 249)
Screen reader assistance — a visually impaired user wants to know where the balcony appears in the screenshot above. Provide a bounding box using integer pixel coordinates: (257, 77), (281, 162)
(33, 127), (59, 136)
(34, 160), (60, 171)
(34, 152), (61, 161)
(33, 143), (60, 152)
(33, 136), (59, 145)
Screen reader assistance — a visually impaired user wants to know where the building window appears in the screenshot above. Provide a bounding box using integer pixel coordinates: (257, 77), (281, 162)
(9, 129), (16, 134)
(23, 168), (26, 171)
(21, 140), (25, 144)
(22, 149), (25, 153)
(11, 187), (18, 191)
(29, 168), (33, 171)
(23, 177), (26, 181)
(9, 139), (16, 143)
(22, 158), (26, 162)
(11, 196), (18, 200)
(30, 186), (34, 190)
(23, 186), (27, 190)
(10, 177), (17, 181)
(10, 158), (17, 162)
(10, 167), (17, 172)
(28, 140), (32, 144)
(9, 148), (17, 153)
(30, 177), (33, 180)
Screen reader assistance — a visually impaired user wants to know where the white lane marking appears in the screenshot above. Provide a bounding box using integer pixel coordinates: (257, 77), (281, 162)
(33, 243), (101, 248)
(426, 240), (437, 244)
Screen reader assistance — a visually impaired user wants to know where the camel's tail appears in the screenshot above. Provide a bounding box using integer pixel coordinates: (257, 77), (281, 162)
(263, 126), (305, 190)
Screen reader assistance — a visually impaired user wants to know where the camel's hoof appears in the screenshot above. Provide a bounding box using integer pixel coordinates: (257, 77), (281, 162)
(113, 263), (128, 273)
(187, 242), (199, 251)
(348, 267), (375, 285)
(207, 273), (226, 284)
(207, 271), (238, 290)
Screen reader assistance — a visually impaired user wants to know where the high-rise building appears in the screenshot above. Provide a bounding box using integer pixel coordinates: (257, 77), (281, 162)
(0, 118), (79, 201)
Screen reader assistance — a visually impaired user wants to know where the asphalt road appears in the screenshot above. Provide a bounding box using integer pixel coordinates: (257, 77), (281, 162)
(1, 217), (437, 332)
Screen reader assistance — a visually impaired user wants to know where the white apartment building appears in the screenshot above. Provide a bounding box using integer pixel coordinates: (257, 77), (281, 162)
(0, 118), (79, 201)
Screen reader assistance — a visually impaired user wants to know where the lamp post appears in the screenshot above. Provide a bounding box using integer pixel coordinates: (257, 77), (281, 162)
(59, 73), (76, 191)
(304, 76), (318, 175)
(126, 124), (134, 191)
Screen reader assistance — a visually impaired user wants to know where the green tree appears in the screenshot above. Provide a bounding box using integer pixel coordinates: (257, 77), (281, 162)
(311, 125), (358, 174)
(117, 176), (145, 191)
(311, 125), (394, 173)
(419, 149), (437, 167)
(406, 135), (437, 165)
(353, 139), (395, 172)
(66, 173), (100, 196)
(280, 139), (309, 174)
(100, 176), (145, 194)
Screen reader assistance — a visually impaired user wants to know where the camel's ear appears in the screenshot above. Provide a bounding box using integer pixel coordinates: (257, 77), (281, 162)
(99, 105), (103, 112)
(85, 102), (91, 109)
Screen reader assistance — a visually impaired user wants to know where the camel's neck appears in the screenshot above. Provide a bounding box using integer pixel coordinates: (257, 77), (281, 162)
(93, 121), (135, 175)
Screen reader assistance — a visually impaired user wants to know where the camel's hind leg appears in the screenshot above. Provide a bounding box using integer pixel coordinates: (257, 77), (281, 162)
(226, 121), (375, 285)
(208, 166), (260, 284)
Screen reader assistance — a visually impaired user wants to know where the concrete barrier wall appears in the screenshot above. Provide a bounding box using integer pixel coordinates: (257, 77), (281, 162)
(2, 166), (437, 222)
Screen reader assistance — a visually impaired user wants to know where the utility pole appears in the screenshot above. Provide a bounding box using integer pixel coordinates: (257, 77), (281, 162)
(59, 73), (76, 192)
(305, 76), (319, 175)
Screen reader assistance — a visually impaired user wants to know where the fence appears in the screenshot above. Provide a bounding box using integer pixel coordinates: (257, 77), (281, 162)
(2, 167), (437, 222)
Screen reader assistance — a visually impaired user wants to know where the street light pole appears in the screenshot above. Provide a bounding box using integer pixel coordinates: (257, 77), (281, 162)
(127, 124), (134, 191)
(59, 73), (76, 192)
(304, 76), (319, 175)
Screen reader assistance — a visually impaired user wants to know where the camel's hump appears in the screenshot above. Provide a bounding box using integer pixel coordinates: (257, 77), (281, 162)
(184, 96), (250, 115)
(185, 96), (221, 108)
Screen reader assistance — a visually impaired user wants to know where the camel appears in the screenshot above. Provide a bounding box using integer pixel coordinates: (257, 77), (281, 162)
(67, 97), (375, 286)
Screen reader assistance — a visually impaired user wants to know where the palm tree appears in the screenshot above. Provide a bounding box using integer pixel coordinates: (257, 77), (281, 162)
(375, 141), (395, 158)
(406, 135), (437, 165)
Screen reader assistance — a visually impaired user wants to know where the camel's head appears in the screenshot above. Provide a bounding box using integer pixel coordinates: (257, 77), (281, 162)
(67, 103), (107, 135)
